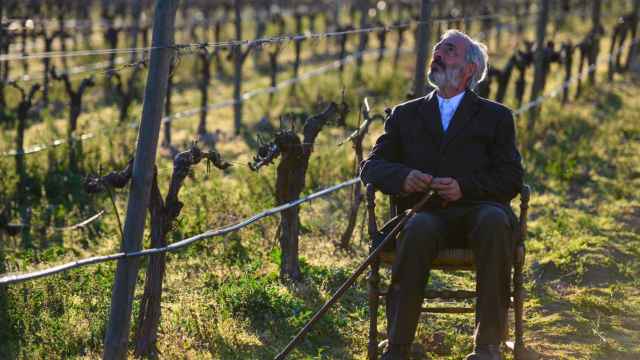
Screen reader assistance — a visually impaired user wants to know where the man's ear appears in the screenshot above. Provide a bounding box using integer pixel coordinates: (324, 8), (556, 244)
(463, 62), (477, 86)
(464, 62), (477, 79)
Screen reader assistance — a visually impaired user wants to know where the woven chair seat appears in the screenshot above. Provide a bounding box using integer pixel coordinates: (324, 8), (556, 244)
(380, 248), (475, 269)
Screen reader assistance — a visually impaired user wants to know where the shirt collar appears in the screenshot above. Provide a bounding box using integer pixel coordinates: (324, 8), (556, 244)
(437, 90), (466, 108)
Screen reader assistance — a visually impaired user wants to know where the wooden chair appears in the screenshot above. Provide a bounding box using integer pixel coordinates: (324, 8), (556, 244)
(365, 184), (531, 360)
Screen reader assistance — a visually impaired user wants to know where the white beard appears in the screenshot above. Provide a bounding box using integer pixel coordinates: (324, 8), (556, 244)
(427, 65), (463, 91)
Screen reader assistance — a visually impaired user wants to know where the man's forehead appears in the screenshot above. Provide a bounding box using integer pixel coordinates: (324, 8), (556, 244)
(439, 35), (468, 49)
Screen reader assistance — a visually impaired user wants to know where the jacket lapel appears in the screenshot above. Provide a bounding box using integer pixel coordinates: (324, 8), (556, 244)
(440, 89), (481, 151)
(418, 90), (444, 144)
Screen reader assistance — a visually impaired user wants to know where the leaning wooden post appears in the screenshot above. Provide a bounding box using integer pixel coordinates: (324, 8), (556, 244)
(526, 0), (549, 134)
(588, 0), (602, 84)
(413, 0), (432, 98)
(102, 0), (178, 359)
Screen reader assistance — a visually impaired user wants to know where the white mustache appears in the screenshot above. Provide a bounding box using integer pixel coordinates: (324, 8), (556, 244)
(428, 65), (463, 89)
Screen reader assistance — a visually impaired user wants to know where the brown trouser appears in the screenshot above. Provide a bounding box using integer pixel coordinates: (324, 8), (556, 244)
(386, 204), (514, 347)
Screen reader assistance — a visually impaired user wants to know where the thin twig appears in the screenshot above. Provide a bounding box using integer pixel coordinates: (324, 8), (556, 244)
(105, 184), (124, 243)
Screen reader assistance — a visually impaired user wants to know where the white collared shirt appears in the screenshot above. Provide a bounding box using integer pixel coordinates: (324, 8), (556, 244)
(437, 91), (465, 132)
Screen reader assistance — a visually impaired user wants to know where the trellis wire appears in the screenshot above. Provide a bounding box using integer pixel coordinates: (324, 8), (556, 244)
(1, 14), (534, 157)
(0, 6), (632, 286)
(1, 45), (408, 157)
(0, 11), (532, 62)
(2, 9), (627, 157)
(4, 26), (630, 247)
(0, 177), (360, 285)
(1, 5), (324, 33)
(5, 56), (130, 84)
(162, 46), (412, 124)
(53, 210), (105, 232)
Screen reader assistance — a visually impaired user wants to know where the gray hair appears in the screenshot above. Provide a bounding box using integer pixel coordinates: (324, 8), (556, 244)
(436, 30), (489, 90)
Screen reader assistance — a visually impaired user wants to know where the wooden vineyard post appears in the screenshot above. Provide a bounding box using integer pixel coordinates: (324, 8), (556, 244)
(588, 0), (602, 85)
(413, 0), (432, 98)
(527, 0), (549, 135)
(627, 0), (640, 71)
(232, 0), (252, 135)
(102, 0), (178, 358)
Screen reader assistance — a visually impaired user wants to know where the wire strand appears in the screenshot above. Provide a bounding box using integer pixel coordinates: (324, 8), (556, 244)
(0, 177), (360, 285)
(0, 12), (533, 62)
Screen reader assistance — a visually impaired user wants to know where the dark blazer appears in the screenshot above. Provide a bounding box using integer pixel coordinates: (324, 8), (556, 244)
(360, 89), (524, 213)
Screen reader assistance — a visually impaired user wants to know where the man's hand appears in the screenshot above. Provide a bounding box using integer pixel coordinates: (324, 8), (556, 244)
(402, 170), (433, 193)
(431, 177), (462, 202)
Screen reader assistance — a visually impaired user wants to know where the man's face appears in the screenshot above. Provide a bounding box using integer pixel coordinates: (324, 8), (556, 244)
(427, 35), (474, 90)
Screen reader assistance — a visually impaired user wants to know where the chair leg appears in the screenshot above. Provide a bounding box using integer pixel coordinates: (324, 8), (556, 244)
(513, 249), (526, 359)
(368, 258), (380, 360)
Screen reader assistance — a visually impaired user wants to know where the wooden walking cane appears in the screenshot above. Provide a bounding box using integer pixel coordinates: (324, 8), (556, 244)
(274, 189), (435, 360)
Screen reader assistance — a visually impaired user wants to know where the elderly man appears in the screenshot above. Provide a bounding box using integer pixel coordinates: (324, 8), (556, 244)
(360, 30), (524, 360)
